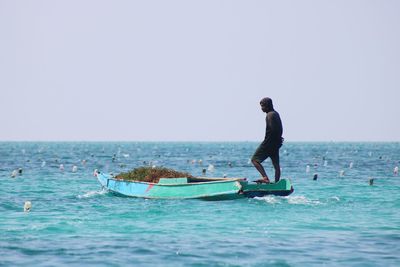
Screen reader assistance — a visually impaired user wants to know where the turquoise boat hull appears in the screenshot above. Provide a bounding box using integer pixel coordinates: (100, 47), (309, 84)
(96, 172), (294, 200)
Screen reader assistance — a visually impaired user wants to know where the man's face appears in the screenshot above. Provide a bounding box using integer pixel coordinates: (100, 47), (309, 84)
(260, 102), (268, 113)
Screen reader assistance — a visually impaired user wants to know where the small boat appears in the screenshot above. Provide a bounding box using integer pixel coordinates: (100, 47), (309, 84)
(95, 171), (294, 200)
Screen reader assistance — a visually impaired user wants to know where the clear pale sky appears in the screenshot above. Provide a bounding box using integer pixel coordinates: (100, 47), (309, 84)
(1, 0), (399, 142)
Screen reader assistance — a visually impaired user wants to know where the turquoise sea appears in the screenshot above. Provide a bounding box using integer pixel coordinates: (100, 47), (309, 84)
(0, 142), (399, 266)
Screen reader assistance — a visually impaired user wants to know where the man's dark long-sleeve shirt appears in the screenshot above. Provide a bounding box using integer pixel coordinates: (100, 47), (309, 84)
(264, 110), (283, 148)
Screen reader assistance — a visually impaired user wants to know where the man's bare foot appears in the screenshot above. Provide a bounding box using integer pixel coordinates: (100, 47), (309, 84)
(254, 177), (270, 184)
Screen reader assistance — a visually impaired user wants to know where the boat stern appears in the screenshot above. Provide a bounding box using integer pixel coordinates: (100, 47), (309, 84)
(242, 178), (294, 197)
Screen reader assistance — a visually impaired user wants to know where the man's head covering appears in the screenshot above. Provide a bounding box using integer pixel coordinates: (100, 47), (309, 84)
(260, 97), (274, 110)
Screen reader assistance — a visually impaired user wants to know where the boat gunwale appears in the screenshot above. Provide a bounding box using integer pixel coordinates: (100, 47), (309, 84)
(107, 177), (244, 186)
(102, 174), (246, 186)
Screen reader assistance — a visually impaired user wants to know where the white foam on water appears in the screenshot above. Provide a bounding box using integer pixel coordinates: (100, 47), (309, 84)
(254, 195), (280, 204)
(284, 195), (321, 205)
(329, 196), (340, 202)
(254, 195), (324, 206)
(77, 189), (107, 199)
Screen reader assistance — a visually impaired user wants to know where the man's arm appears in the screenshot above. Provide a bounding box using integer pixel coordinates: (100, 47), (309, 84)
(267, 113), (277, 135)
(267, 112), (283, 139)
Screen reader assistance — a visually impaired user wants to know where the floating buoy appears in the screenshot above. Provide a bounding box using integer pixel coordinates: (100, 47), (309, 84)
(24, 201), (32, 212)
(72, 165), (78, 172)
(59, 164), (64, 171)
(11, 170), (18, 178)
(369, 178), (374, 186)
(306, 165), (310, 173)
(313, 173), (318, 180)
(207, 164), (215, 172)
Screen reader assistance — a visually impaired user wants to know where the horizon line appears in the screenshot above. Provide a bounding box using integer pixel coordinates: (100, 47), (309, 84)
(0, 140), (399, 143)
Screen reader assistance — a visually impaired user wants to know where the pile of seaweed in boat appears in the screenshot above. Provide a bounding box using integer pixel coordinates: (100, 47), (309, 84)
(115, 166), (194, 183)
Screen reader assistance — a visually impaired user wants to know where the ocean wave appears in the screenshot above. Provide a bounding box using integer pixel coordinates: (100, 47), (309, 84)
(329, 196), (340, 202)
(258, 195), (342, 206)
(77, 189), (107, 199)
(254, 195), (280, 204)
(282, 195), (323, 206)
(254, 195), (321, 205)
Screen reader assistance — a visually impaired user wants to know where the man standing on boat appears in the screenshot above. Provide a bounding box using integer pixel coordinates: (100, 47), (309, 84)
(251, 97), (283, 184)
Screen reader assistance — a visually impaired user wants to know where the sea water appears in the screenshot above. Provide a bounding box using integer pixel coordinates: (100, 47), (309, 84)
(0, 142), (399, 266)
